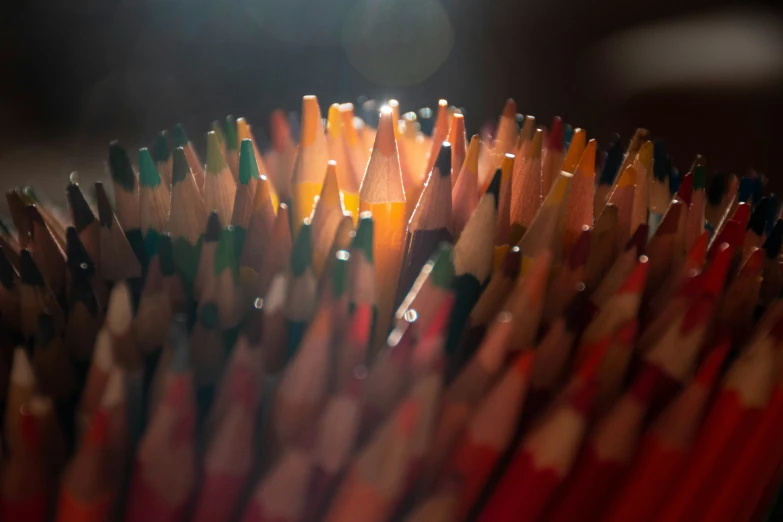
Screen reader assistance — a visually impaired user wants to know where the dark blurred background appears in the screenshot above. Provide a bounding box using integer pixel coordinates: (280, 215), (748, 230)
(1, 0), (782, 207)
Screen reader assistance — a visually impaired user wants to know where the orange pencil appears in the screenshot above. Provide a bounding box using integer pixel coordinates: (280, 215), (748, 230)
(291, 96), (329, 235)
(448, 113), (467, 184)
(561, 128), (586, 174)
(493, 99), (518, 156)
(359, 105), (407, 346)
(629, 140), (653, 233)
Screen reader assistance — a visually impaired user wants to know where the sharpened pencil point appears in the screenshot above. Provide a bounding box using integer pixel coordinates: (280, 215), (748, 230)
(352, 213), (374, 263)
(693, 165), (706, 190)
(66, 183), (96, 233)
(331, 250), (349, 298)
(206, 131), (227, 174)
(429, 243), (455, 289)
(238, 139), (259, 186)
(485, 169), (502, 206)
(19, 250), (44, 286)
(599, 135), (624, 186)
(214, 226), (238, 278)
(151, 130), (171, 163)
(138, 148), (162, 187)
(290, 221), (313, 277)
(224, 115), (238, 151)
(435, 142), (451, 178)
(172, 147), (190, 185)
(548, 116), (564, 151)
(172, 124), (189, 147)
(108, 141), (136, 190)
(205, 211), (222, 242)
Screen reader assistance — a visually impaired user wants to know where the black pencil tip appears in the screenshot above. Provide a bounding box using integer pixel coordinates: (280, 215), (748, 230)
(485, 168), (502, 208)
(66, 183), (97, 233)
(172, 147), (190, 185)
(108, 141), (136, 191)
(19, 250), (44, 286)
(94, 182), (114, 228)
(205, 211), (222, 242)
(435, 141), (451, 178)
(157, 233), (176, 276)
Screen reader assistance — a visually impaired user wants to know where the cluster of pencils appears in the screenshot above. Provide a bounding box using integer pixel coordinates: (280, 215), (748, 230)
(0, 93), (782, 522)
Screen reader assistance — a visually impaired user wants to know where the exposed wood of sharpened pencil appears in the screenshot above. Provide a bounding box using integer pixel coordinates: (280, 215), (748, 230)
(445, 170), (500, 355)
(398, 143), (453, 305)
(359, 105), (407, 348)
(451, 135), (480, 239)
(291, 95), (329, 236)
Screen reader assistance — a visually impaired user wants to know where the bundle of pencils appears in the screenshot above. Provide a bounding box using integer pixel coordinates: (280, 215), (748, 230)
(2, 93), (783, 522)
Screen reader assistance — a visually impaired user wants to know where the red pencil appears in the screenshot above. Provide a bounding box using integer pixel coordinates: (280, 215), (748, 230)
(476, 342), (606, 522)
(603, 338), (730, 522)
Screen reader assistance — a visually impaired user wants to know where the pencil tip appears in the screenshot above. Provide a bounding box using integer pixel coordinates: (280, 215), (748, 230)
(238, 139), (259, 186)
(429, 243), (455, 289)
(19, 250), (44, 286)
(138, 148), (162, 187)
(599, 136), (624, 186)
(626, 223), (649, 256)
(214, 226), (238, 277)
(352, 213), (374, 263)
(677, 173), (693, 205)
(94, 182), (114, 227)
(108, 141), (136, 190)
(157, 233), (176, 276)
(172, 123), (189, 147)
(485, 168), (502, 206)
(548, 116), (564, 151)
(652, 140), (670, 182)
(205, 211), (222, 242)
(331, 250), (350, 298)
(206, 131), (227, 174)
(171, 147), (190, 185)
(693, 165), (706, 190)
(151, 130), (171, 163)
(224, 115), (238, 151)
(434, 142), (451, 178)
(66, 183), (96, 233)
(291, 221), (313, 276)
